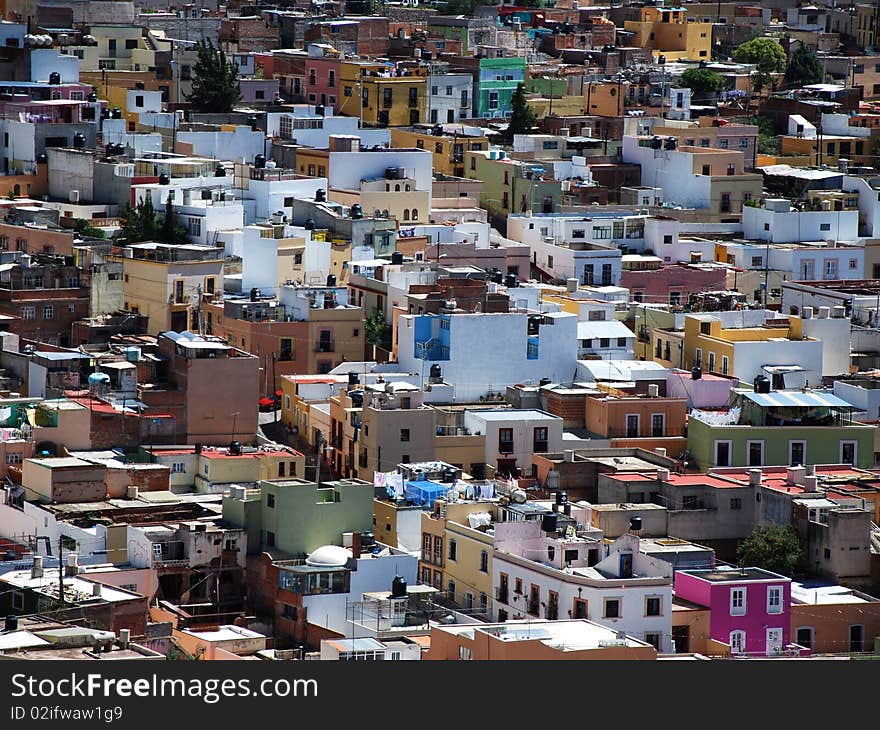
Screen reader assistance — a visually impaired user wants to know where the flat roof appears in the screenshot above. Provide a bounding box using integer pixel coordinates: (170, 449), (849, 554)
(790, 582), (875, 605)
(680, 567), (788, 583)
(435, 619), (650, 650)
(468, 409), (558, 421)
(736, 389), (856, 409)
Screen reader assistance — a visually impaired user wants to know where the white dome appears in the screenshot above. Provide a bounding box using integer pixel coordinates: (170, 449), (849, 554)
(305, 545), (352, 567)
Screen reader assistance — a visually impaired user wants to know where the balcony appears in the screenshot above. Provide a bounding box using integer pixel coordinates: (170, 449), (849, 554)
(496, 587), (508, 603)
(315, 339), (335, 353)
(498, 441), (514, 454)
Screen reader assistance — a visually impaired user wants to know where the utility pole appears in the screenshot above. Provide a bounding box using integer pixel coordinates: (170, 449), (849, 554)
(57, 536), (65, 607)
(272, 352), (278, 423)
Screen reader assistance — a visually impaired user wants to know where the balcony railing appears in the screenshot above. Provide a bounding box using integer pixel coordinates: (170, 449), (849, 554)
(315, 340), (335, 353)
(496, 588), (508, 603)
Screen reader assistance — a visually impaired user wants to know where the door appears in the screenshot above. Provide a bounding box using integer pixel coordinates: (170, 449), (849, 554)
(672, 625), (690, 654)
(625, 414), (640, 438)
(170, 310), (188, 332)
(715, 441), (731, 467)
(766, 627), (783, 656)
(850, 625), (864, 653)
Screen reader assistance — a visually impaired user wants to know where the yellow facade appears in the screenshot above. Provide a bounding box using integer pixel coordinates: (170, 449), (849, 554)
(779, 135), (872, 168)
(584, 82), (626, 117)
(527, 95), (586, 118)
(361, 76), (428, 127)
(624, 7), (713, 61)
(389, 128), (489, 176)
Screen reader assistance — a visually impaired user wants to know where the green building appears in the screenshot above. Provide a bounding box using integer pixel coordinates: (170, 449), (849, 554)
(474, 57), (527, 118)
(222, 478), (374, 556)
(687, 389), (876, 470)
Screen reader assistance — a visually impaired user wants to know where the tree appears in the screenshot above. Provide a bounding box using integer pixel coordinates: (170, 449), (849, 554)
(160, 196), (189, 245)
(186, 38), (241, 114)
(364, 309), (388, 358)
(736, 525), (802, 577)
(118, 197), (159, 243)
(73, 218), (106, 239)
(508, 83), (537, 140)
(680, 68), (725, 100)
(785, 45), (823, 87)
(733, 37), (787, 92)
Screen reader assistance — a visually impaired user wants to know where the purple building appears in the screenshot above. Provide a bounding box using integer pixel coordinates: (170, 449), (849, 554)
(674, 567), (793, 656)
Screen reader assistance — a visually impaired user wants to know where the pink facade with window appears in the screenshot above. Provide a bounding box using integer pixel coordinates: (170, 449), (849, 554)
(674, 568), (792, 656)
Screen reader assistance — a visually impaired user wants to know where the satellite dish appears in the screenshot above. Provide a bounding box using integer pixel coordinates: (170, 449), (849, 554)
(511, 489), (527, 504)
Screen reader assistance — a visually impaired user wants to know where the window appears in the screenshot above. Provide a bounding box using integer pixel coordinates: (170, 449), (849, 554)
(498, 428), (513, 453)
(695, 348), (702, 368)
(645, 596), (662, 616)
(488, 91), (499, 110)
(721, 355), (729, 375)
(458, 645), (472, 660)
(603, 598), (620, 619)
(479, 592), (488, 613)
(528, 584), (540, 615)
(729, 630), (746, 654)
(533, 426), (548, 453)
(514, 577), (522, 595)
(651, 413), (665, 437)
(644, 633), (661, 650)
(708, 352), (715, 372)
(547, 255), (554, 269)
(267, 493), (276, 508)
(789, 440), (806, 466)
(278, 462), (286, 478)
(767, 586), (783, 614)
(171, 462), (185, 474)
(795, 627), (813, 649)
(479, 550), (488, 573)
(400, 428), (410, 442)
(573, 598), (588, 619)
(840, 441), (857, 466)
(625, 414), (639, 438)
(448, 539), (457, 561)
(383, 88), (393, 108)
(43, 305), (53, 320)
(747, 440), (764, 467)
(751, 256), (763, 268)
(20, 306), (35, 320)
(447, 579), (456, 600)
(730, 587), (747, 616)
(266, 531), (276, 548)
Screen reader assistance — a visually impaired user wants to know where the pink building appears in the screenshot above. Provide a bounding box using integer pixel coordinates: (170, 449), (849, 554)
(622, 264), (728, 306)
(674, 567), (793, 656)
(304, 57), (343, 110)
(666, 368), (739, 409)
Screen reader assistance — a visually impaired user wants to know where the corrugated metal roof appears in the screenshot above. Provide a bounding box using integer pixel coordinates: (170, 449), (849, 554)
(738, 390), (856, 409)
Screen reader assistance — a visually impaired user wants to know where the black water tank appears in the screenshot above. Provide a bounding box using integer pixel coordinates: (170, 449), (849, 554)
(391, 251), (404, 265)
(254, 154), (266, 169)
(391, 575), (407, 598)
(539, 377), (551, 386)
(111, 107), (122, 119)
(504, 273), (518, 288)
(664, 136), (677, 151)
(100, 108), (110, 120)
(87, 91), (97, 102)
(385, 166), (405, 180)
(541, 513), (558, 534)
(229, 440), (242, 455)
(326, 274), (336, 287)
(158, 173), (170, 185)
(630, 515), (643, 533)
(691, 366), (702, 380)
(215, 164), (226, 177)
(36, 153), (47, 165)
(305, 218), (316, 231)
(754, 374), (771, 394)
(350, 203), (363, 219)
(250, 287), (260, 301)
(4, 615), (17, 632)
(348, 371), (359, 387)
(315, 189), (326, 202)
(349, 390), (363, 407)
(246, 115), (259, 131)
(555, 490), (568, 506)
(48, 71), (61, 85)
(134, 81), (145, 90)
(429, 363), (442, 379)
(651, 135), (663, 150)
(72, 133), (85, 149)
(315, 104), (325, 117)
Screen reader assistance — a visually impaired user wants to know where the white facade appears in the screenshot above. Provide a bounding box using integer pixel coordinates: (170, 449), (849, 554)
(126, 89), (163, 114)
(832, 380), (880, 421)
(30, 49), (79, 83)
(242, 176), (327, 225)
(427, 74), (473, 124)
(742, 201), (859, 244)
(327, 150), (433, 204)
(492, 526), (674, 652)
(396, 311), (579, 401)
(266, 109), (391, 148)
(175, 125), (266, 164)
(576, 319), (635, 360)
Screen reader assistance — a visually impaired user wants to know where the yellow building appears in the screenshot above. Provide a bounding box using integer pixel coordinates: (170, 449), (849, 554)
(528, 95), (587, 118)
(778, 135), (872, 168)
(390, 126), (489, 177)
(856, 4), (877, 50)
(196, 445), (305, 489)
(584, 81), (627, 117)
(624, 6), (713, 61)
(361, 75), (428, 128)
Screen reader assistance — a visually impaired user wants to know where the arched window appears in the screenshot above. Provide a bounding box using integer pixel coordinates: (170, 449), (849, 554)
(411, 208), (418, 220)
(395, 183), (401, 191)
(403, 209), (410, 221)
(382, 209), (389, 218)
(405, 184), (411, 191)
(12, 184), (20, 196)
(373, 210), (381, 218)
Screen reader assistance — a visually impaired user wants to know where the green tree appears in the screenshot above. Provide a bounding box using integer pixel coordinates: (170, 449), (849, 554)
(680, 68), (725, 100)
(734, 37), (787, 92)
(186, 38), (241, 114)
(160, 196), (189, 245)
(73, 218), (106, 239)
(737, 525), (802, 577)
(118, 197), (159, 243)
(508, 83), (537, 139)
(785, 44), (823, 87)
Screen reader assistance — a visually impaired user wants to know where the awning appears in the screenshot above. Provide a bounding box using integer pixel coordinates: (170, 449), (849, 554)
(738, 390), (857, 409)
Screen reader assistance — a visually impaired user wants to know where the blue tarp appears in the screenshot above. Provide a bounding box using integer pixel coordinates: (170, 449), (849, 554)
(405, 479), (447, 507)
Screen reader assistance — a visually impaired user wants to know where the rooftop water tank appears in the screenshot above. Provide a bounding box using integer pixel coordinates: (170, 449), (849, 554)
(391, 575), (407, 598)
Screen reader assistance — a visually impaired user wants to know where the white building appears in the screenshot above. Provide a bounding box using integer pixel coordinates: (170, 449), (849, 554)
(577, 319), (635, 360)
(396, 311), (579, 401)
(492, 524), (674, 652)
(175, 124), (266, 164)
(427, 73), (473, 124)
(742, 198), (859, 244)
(266, 107), (391, 148)
(462, 409), (564, 477)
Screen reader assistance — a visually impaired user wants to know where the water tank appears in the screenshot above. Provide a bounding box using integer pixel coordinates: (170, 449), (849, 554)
(250, 287), (260, 301)
(429, 363), (442, 380)
(504, 273), (518, 288)
(630, 515), (643, 533)
(315, 189), (326, 202)
(158, 173), (170, 185)
(36, 153), (47, 165)
(314, 104), (325, 117)
(48, 71), (61, 85)
(72, 133), (86, 149)
(664, 136), (677, 151)
(348, 371), (359, 387)
(348, 389), (363, 407)
(5, 615), (17, 632)
(326, 274), (337, 287)
(555, 490), (568, 506)
(541, 513), (558, 534)
(265, 159), (277, 170)
(753, 374), (771, 394)
(391, 575), (407, 598)
(88, 372), (110, 393)
(100, 108), (110, 120)
(691, 366), (702, 380)
(305, 218), (316, 231)
(215, 164), (226, 177)
(539, 377), (551, 386)
(254, 154), (266, 170)
(111, 107), (122, 119)
(246, 115), (259, 131)
(651, 135), (663, 150)
(391, 251), (404, 265)
(87, 91), (97, 102)
(123, 346), (141, 362)
(229, 440), (242, 455)
(384, 166), (405, 180)
(350, 203), (363, 219)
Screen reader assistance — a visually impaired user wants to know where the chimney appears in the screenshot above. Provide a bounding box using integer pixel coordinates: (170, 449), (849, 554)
(647, 384), (659, 398)
(65, 553), (78, 576)
(654, 447), (667, 457)
(805, 464), (816, 476)
(118, 628), (130, 648)
(563, 449), (575, 463)
(748, 469), (762, 486)
(832, 305), (846, 319)
(786, 466), (806, 486)
(566, 277), (578, 293)
(656, 468), (670, 482)
(804, 476), (819, 492)
(127, 486), (139, 499)
(802, 306), (813, 319)
(351, 531), (362, 560)
(31, 555), (43, 579)
(92, 582), (102, 597)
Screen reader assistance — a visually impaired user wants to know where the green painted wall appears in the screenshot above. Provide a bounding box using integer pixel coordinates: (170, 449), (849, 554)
(687, 418), (876, 470)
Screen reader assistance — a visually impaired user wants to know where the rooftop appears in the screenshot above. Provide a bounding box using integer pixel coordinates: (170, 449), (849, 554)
(680, 567), (789, 583)
(435, 619), (651, 651)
